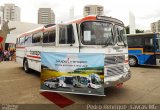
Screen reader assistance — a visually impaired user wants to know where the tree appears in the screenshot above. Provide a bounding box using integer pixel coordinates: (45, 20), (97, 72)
(125, 26), (130, 34)
(125, 25), (144, 34)
(136, 29), (144, 33)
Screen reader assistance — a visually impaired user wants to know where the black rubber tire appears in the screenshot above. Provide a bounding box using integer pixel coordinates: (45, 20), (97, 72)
(23, 59), (31, 73)
(129, 57), (138, 67)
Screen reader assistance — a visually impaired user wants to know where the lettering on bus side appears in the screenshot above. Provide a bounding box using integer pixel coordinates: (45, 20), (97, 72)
(30, 51), (40, 56)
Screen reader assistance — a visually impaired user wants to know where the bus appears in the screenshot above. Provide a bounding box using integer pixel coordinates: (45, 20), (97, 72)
(73, 76), (89, 88)
(127, 32), (160, 66)
(44, 78), (59, 89)
(88, 73), (102, 89)
(58, 76), (74, 88)
(16, 15), (131, 88)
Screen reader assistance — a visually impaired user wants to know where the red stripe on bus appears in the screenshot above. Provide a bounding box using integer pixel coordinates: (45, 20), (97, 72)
(16, 46), (25, 49)
(27, 55), (41, 59)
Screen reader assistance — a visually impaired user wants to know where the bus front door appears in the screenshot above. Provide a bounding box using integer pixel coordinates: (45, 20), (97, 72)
(155, 37), (160, 65)
(56, 24), (79, 53)
(143, 37), (156, 65)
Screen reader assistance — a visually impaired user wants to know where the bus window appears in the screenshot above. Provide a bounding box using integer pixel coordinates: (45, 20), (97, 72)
(19, 37), (25, 45)
(156, 34), (160, 51)
(127, 37), (143, 48)
(81, 21), (113, 45)
(25, 35), (32, 45)
(156, 39), (160, 51)
(59, 24), (75, 44)
(48, 30), (56, 43)
(16, 38), (19, 45)
(144, 37), (154, 52)
(32, 32), (42, 43)
(115, 25), (127, 46)
(43, 32), (49, 43)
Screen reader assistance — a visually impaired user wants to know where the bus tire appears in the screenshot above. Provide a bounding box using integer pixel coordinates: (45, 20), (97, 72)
(88, 84), (91, 88)
(49, 84), (52, 88)
(23, 59), (31, 73)
(129, 57), (138, 67)
(74, 84), (77, 87)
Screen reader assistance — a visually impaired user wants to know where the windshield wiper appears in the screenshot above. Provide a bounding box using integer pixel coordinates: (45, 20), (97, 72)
(115, 28), (127, 47)
(103, 40), (114, 47)
(116, 34), (127, 47)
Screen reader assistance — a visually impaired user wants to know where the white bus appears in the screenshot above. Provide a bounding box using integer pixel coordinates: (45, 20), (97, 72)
(58, 76), (73, 88)
(16, 15), (131, 88)
(73, 76), (89, 88)
(73, 74), (102, 89)
(88, 73), (102, 89)
(44, 78), (59, 89)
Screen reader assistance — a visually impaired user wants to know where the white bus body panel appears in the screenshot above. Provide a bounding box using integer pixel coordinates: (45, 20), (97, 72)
(26, 46), (41, 72)
(16, 47), (25, 65)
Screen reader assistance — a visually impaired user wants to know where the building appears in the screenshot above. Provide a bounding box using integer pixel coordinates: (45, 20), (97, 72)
(129, 11), (136, 34)
(83, 5), (104, 17)
(0, 6), (4, 22)
(0, 4), (20, 21)
(151, 20), (160, 32)
(38, 8), (55, 25)
(69, 6), (74, 19)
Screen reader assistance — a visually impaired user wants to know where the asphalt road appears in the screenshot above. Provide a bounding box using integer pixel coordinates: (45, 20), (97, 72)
(0, 61), (160, 110)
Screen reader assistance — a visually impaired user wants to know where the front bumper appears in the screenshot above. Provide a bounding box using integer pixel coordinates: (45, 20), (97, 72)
(104, 71), (131, 87)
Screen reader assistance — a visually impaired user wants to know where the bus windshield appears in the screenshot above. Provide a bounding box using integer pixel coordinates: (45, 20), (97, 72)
(115, 25), (127, 46)
(90, 74), (101, 85)
(81, 21), (114, 45)
(80, 77), (88, 85)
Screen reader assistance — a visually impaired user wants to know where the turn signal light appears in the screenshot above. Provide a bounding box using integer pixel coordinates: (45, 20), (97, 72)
(124, 60), (129, 63)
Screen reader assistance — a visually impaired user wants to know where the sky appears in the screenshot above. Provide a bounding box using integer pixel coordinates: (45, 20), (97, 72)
(1, 0), (160, 30)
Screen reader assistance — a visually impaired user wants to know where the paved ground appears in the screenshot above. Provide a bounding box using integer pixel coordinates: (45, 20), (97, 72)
(0, 61), (160, 110)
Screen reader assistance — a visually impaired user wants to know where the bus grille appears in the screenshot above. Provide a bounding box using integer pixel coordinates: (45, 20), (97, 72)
(106, 65), (124, 76)
(105, 55), (125, 65)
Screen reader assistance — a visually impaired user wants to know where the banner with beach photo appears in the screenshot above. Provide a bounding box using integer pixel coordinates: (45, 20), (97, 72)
(40, 52), (105, 96)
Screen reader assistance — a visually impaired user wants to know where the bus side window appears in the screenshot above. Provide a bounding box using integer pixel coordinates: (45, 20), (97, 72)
(43, 32), (49, 43)
(156, 39), (160, 50)
(19, 37), (25, 46)
(48, 30), (56, 43)
(59, 24), (75, 44)
(128, 37), (143, 48)
(25, 35), (32, 46)
(144, 37), (154, 52)
(16, 38), (19, 45)
(32, 32), (42, 44)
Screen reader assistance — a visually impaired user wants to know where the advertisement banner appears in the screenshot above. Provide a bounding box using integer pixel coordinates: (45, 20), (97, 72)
(40, 52), (105, 96)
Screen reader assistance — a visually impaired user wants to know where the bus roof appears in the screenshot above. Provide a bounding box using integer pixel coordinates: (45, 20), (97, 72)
(17, 15), (124, 38)
(17, 26), (44, 38)
(127, 32), (160, 37)
(65, 15), (124, 25)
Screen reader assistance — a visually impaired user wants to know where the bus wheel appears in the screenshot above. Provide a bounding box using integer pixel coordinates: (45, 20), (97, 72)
(49, 85), (52, 89)
(23, 59), (31, 73)
(74, 84), (77, 87)
(129, 57), (138, 67)
(88, 84), (91, 88)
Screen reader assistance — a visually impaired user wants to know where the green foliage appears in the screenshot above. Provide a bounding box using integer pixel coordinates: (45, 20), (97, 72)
(125, 25), (144, 34)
